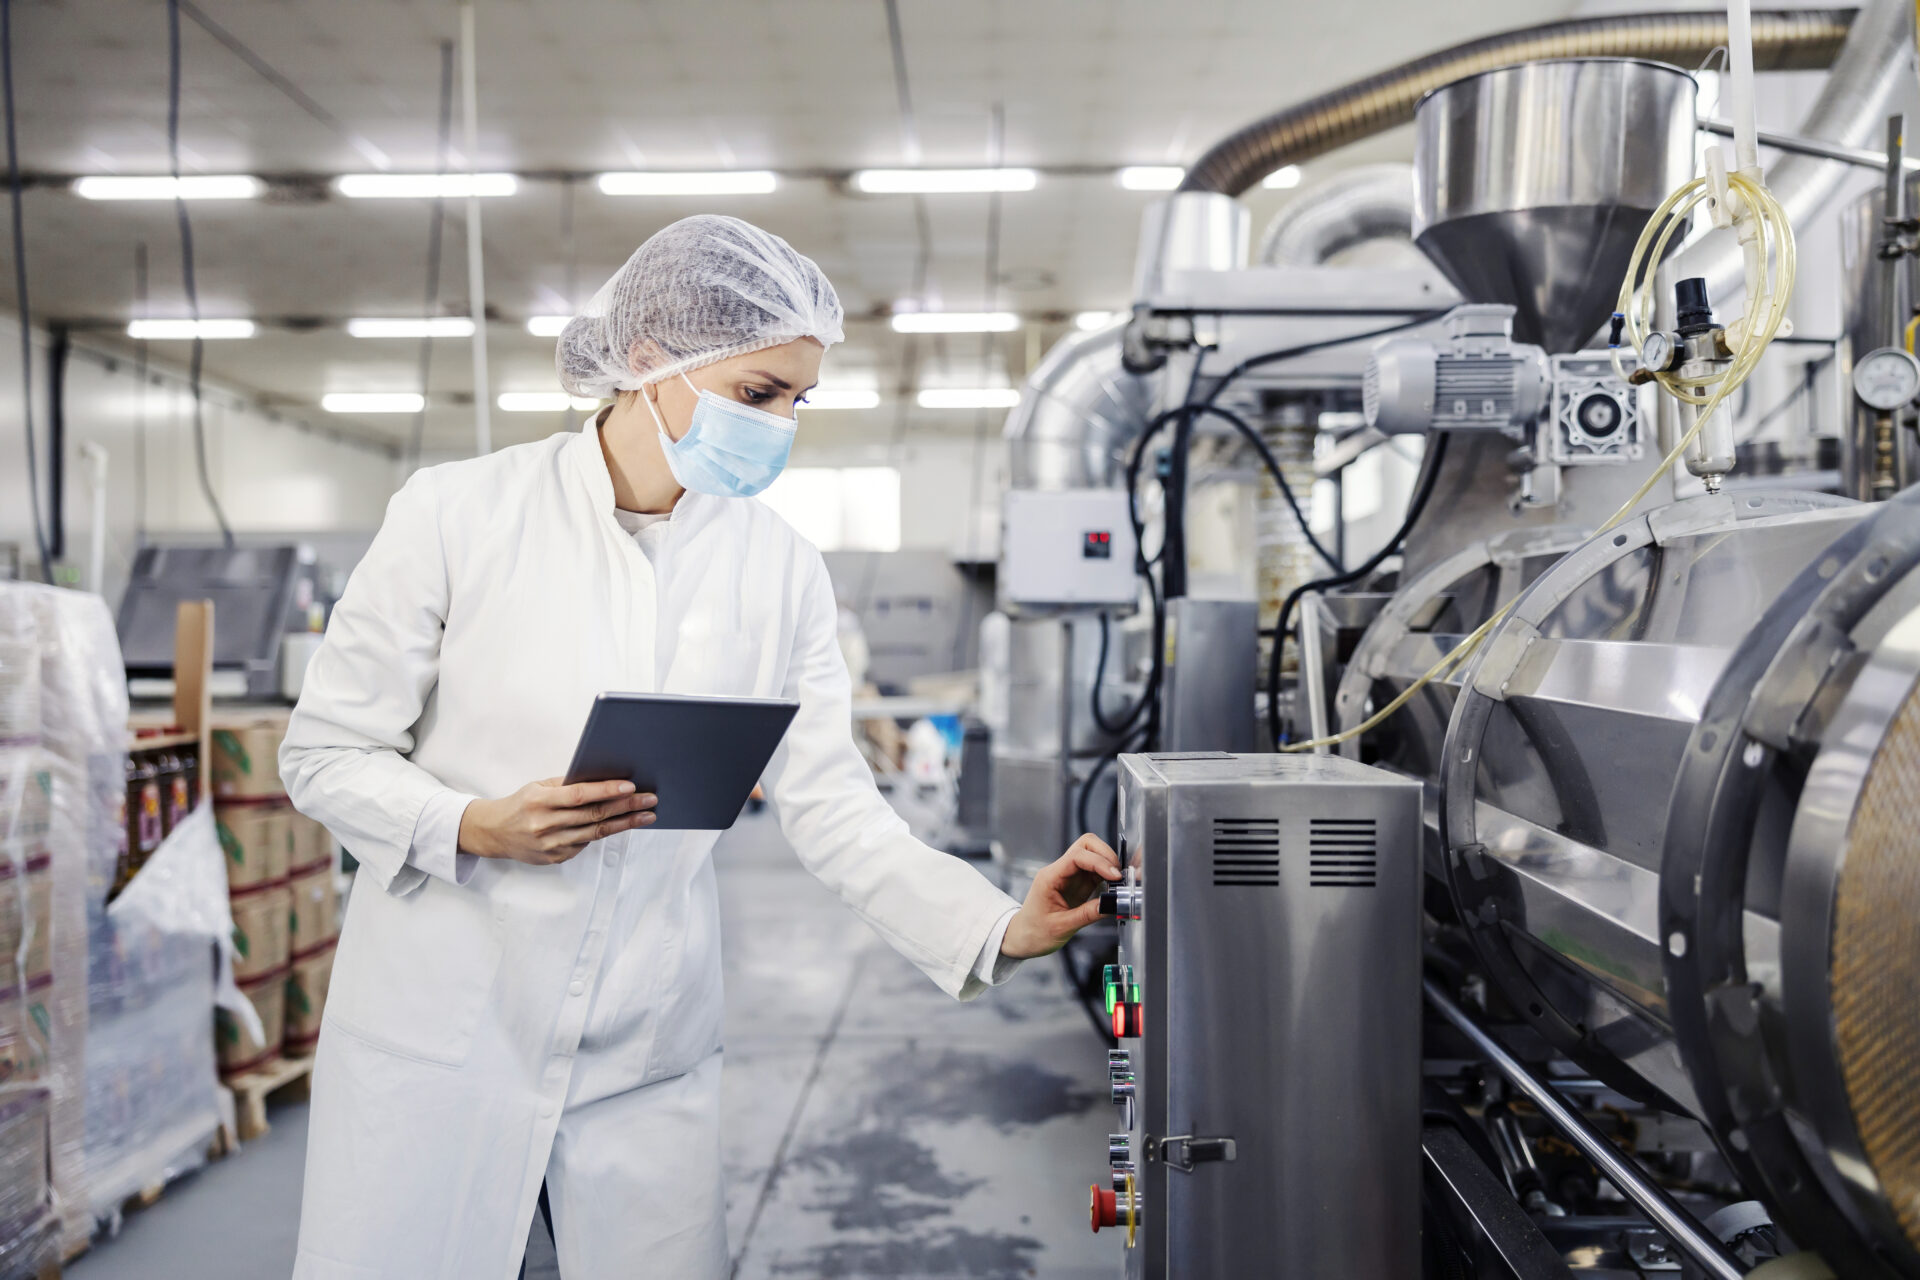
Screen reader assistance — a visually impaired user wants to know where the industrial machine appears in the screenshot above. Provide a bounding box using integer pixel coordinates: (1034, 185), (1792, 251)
(991, 2), (1920, 1275)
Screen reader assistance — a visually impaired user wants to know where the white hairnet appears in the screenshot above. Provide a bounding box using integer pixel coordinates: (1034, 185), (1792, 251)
(556, 214), (845, 398)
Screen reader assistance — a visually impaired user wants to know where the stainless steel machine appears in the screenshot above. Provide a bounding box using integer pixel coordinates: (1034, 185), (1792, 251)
(1093, 753), (1424, 1278)
(995, 2), (1920, 1275)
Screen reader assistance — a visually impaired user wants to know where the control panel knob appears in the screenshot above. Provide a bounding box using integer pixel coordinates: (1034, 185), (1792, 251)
(1108, 1133), (1131, 1165)
(1090, 1185), (1118, 1233)
(1112, 999), (1144, 1039)
(1107, 1048), (1132, 1072)
(1098, 886), (1143, 920)
(1110, 1074), (1135, 1104)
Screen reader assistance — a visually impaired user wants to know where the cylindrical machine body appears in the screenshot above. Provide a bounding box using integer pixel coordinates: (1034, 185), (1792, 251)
(1131, 192), (1249, 304)
(1337, 488), (1920, 1276)
(1255, 400), (1318, 683)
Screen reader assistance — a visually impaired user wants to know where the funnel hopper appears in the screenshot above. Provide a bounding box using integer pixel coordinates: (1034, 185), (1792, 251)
(1413, 59), (1698, 353)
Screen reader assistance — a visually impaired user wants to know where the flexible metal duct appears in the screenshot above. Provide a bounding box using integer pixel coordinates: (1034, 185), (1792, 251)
(1176, 9), (1854, 196)
(1258, 164), (1415, 267)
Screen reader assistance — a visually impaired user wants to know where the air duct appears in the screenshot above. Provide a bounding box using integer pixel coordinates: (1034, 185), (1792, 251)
(1176, 9), (1854, 197)
(1258, 164), (1415, 267)
(1003, 322), (1156, 491)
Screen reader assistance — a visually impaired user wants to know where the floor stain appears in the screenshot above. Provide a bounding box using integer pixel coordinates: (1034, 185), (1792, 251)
(863, 1048), (1098, 1131)
(768, 1227), (1044, 1278)
(790, 1129), (982, 1232)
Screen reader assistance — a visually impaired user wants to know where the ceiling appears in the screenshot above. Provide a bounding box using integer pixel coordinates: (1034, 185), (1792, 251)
(7, 0), (1576, 454)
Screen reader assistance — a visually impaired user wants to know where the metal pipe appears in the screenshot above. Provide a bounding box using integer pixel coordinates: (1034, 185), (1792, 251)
(1424, 978), (1749, 1280)
(1701, 116), (1920, 171)
(459, 0), (491, 457)
(1177, 10), (1854, 196)
(1257, 164), (1414, 266)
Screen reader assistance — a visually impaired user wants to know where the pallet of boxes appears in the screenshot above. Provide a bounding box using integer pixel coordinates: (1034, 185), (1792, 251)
(211, 717), (339, 1139)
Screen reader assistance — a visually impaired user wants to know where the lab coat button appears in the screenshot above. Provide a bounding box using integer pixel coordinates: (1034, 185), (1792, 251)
(539, 1102), (556, 1119)
(604, 849), (621, 865)
(569, 980), (585, 996)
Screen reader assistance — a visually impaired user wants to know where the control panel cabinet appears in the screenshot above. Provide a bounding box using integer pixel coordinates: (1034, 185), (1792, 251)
(1096, 753), (1423, 1278)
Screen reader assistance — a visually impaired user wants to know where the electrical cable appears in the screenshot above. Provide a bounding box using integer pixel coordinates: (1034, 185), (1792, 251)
(1187, 400), (1343, 572)
(1267, 431), (1451, 747)
(1283, 167), (1796, 755)
(1, 0), (50, 583)
(406, 40), (455, 472)
(167, 0), (234, 547)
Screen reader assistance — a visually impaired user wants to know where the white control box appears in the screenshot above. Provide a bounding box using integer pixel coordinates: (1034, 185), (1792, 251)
(1000, 489), (1139, 608)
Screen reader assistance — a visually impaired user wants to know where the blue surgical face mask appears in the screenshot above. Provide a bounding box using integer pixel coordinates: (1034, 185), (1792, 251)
(644, 373), (796, 498)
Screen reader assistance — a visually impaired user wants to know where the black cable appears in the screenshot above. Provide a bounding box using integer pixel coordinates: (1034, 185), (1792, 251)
(1266, 430), (1452, 748)
(1187, 400), (1343, 573)
(1058, 932), (1118, 1049)
(168, 0), (233, 546)
(407, 40), (455, 472)
(1, 0), (51, 583)
(1089, 610), (1154, 737)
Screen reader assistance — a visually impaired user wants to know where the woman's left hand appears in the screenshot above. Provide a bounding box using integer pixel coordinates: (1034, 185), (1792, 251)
(1000, 833), (1123, 960)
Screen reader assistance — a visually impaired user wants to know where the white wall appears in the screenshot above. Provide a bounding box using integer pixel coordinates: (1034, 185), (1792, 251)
(0, 317), (399, 600)
(788, 434), (1008, 560)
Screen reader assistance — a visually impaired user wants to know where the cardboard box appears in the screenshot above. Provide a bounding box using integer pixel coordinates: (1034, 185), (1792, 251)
(211, 723), (286, 800)
(216, 805), (291, 890)
(230, 884), (292, 981)
(289, 814), (332, 874)
(289, 866), (338, 956)
(284, 943), (334, 1052)
(217, 968), (287, 1077)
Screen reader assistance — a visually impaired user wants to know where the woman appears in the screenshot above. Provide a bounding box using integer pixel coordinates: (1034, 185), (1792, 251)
(281, 214), (1119, 1280)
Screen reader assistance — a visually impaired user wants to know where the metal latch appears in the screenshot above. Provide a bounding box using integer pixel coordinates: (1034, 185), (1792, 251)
(1157, 1135), (1236, 1173)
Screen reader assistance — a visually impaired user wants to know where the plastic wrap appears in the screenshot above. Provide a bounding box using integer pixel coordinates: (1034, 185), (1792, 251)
(0, 1088), (58, 1280)
(0, 583), (222, 1244)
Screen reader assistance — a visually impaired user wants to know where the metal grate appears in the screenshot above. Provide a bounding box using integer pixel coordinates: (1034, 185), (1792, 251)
(1310, 818), (1377, 888)
(1212, 818), (1280, 886)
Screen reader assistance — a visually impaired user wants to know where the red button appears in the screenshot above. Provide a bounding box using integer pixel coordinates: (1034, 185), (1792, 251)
(1112, 1001), (1143, 1039)
(1090, 1185), (1118, 1232)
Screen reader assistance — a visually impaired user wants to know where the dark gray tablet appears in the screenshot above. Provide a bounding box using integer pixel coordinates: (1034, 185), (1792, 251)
(563, 692), (801, 830)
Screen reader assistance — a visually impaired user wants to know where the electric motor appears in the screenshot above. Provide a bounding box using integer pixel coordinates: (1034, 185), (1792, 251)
(1361, 304), (1551, 435)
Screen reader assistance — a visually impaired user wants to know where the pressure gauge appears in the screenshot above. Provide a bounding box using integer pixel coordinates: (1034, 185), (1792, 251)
(1853, 346), (1920, 411)
(1641, 331), (1677, 374)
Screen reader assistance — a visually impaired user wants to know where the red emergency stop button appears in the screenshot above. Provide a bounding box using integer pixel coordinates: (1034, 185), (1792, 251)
(1112, 1000), (1143, 1039)
(1090, 1184), (1118, 1232)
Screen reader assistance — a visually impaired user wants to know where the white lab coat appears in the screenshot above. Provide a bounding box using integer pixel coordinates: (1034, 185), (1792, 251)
(281, 420), (1019, 1279)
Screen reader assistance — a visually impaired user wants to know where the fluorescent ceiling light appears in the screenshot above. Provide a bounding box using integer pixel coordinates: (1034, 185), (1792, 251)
(347, 317), (476, 338)
(75, 175), (262, 201)
(917, 388), (1021, 410)
(336, 173), (518, 199)
(127, 318), (255, 340)
(1262, 165), (1303, 190)
(497, 392), (601, 412)
(597, 170), (777, 195)
(1074, 310), (1121, 331)
(852, 168), (1037, 194)
(323, 393), (425, 414)
(801, 388), (881, 410)
(526, 315), (571, 337)
(1118, 166), (1183, 191)
(889, 311), (1020, 334)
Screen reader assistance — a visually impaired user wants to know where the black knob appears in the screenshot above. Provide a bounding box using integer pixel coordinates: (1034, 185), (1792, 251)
(1675, 277), (1715, 336)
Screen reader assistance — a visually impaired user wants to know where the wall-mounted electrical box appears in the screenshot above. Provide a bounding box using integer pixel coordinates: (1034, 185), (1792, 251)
(1000, 490), (1139, 609)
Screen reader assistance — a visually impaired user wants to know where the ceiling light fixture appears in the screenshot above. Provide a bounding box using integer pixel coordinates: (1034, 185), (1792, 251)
(497, 392), (601, 412)
(526, 315), (571, 337)
(347, 317), (476, 338)
(337, 173), (518, 199)
(889, 311), (1020, 334)
(1262, 165), (1303, 190)
(917, 388), (1021, 410)
(1074, 311), (1121, 331)
(75, 175), (262, 201)
(322, 393), (426, 414)
(852, 168), (1037, 194)
(126, 319), (256, 340)
(596, 170), (777, 196)
(801, 388), (882, 410)
(1117, 166), (1183, 191)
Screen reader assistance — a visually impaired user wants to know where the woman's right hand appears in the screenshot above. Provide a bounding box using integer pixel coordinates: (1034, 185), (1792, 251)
(458, 779), (658, 865)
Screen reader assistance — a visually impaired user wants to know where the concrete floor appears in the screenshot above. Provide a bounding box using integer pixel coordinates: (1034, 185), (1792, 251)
(70, 809), (1117, 1280)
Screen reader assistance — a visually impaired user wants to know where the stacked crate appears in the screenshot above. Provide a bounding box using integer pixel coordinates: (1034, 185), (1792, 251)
(210, 719), (339, 1076)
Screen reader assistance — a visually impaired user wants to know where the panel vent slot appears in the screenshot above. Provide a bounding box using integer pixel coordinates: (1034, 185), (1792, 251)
(1310, 818), (1376, 888)
(1212, 818), (1280, 887)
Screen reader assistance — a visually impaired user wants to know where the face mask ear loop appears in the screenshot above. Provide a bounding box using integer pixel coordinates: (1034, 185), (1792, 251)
(641, 381), (669, 437)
